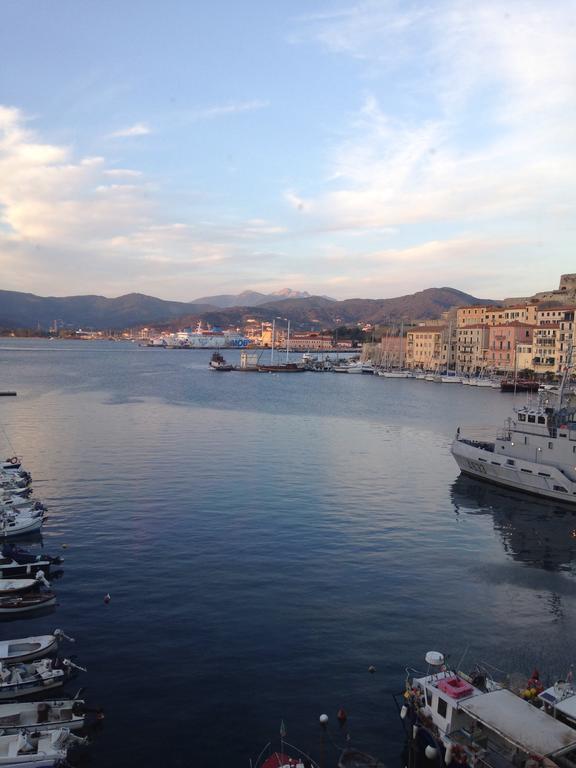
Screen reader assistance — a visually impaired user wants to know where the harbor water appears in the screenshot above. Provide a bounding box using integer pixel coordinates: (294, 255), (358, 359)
(0, 339), (575, 767)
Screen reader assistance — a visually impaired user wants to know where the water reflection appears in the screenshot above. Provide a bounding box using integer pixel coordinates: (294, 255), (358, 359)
(451, 475), (576, 573)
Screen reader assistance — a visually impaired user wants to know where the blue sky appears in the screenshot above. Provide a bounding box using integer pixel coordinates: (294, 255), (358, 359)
(0, 0), (574, 300)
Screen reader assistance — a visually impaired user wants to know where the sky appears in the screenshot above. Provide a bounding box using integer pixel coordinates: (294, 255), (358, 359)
(0, 0), (575, 302)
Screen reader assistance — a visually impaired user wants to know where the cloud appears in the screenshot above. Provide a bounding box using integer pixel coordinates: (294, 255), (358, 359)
(0, 106), (290, 298)
(186, 100), (269, 122)
(288, 0), (576, 237)
(109, 122), (151, 138)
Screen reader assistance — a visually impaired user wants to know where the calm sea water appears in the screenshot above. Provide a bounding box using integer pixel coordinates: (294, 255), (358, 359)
(0, 339), (575, 768)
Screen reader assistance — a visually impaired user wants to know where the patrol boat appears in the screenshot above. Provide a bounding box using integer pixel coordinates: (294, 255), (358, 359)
(451, 353), (576, 504)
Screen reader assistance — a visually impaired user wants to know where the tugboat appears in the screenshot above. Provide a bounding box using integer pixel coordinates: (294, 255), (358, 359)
(451, 349), (576, 504)
(209, 352), (233, 371)
(398, 651), (576, 768)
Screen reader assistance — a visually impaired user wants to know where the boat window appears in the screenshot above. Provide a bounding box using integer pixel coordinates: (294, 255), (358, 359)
(518, 413), (526, 422)
(479, 458), (487, 462)
(549, 442), (554, 449)
(528, 415), (536, 423)
(573, 446), (576, 453)
(437, 698), (448, 718)
(560, 433), (567, 438)
(553, 485), (568, 493)
(425, 688), (432, 707)
(491, 461), (500, 465)
(538, 416), (546, 424)
(521, 468), (533, 473)
(506, 459), (515, 466)
(538, 472), (551, 477)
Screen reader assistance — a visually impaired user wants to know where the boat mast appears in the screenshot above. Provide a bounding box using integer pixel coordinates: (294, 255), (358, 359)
(558, 342), (574, 406)
(271, 318), (275, 366)
(286, 319), (290, 364)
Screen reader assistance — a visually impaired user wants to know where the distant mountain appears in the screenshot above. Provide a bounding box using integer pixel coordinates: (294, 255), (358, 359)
(0, 286), (497, 331)
(192, 288), (334, 308)
(154, 288), (499, 331)
(0, 290), (215, 330)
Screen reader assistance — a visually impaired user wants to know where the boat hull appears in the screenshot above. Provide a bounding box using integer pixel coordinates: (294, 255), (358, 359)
(451, 439), (576, 504)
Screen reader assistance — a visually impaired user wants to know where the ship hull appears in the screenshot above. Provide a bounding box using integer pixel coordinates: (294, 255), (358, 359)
(451, 438), (576, 505)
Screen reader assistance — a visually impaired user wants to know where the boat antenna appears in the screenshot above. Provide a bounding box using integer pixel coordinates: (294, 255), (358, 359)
(558, 342), (574, 406)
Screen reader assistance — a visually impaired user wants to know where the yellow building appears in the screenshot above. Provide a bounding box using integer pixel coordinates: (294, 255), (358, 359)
(405, 326), (449, 369)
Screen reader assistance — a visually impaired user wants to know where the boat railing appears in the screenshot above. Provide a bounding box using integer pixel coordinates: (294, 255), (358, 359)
(496, 429), (511, 441)
(457, 426), (498, 445)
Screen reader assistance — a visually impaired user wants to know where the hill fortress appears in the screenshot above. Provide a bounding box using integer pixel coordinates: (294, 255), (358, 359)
(505, 273), (576, 307)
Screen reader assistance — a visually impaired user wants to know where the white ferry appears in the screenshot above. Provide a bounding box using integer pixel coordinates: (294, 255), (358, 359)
(399, 652), (576, 768)
(451, 360), (576, 504)
(148, 323), (250, 349)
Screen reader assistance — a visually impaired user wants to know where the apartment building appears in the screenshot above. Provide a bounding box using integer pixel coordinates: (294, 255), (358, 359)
(532, 325), (559, 374)
(485, 322), (535, 372)
(405, 326), (450, 369)
(456, 324), (490, 373)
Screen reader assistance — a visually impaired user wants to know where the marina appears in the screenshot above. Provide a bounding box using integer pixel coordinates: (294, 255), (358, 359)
(1, 339), (576, 766)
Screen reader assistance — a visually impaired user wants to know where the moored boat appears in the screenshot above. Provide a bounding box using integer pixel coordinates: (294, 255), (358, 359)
(399, 651), (576, 768)
(0, 571), (49, 596)
(0, 658), (85, 699)
(0, 592), (56, 615)
(0, 515), (44, 539)
(0, 727), (86, 766)
(0, 630), (73, 664)
(0, 700), (85, 734)
(209, 352), (233, 371)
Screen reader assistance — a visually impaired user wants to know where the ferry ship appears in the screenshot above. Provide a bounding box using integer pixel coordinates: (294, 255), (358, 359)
(451, 357), (576, 504)
(148, 323), (250, 349)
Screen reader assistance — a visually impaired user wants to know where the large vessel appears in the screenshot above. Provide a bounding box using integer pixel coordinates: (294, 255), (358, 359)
(451, 358), (576, 504)
(148, 323), (250, 349)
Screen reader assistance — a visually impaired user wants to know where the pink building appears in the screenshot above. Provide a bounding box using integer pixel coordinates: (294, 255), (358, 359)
(486, 322), (535, 371)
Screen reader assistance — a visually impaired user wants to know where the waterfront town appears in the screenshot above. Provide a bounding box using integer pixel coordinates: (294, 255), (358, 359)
(52, 273), (576, 378)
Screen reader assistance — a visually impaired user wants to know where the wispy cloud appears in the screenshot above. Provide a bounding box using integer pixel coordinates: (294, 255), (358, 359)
(187, 100), (269, 122)
(109, 122), (151, 138)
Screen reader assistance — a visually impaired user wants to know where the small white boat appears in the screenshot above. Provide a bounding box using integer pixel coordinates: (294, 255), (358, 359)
(0, 727), (85, 766)
(0, 659), (85, 699)
(0, 700), (85, 734)
(0, 515), (44, 539)
(0, 630), (73, 665)
(0, 459), (22, 473)
(0, 559), (52, 580)
(440, 374), (464, 384)
(377, 370), (414, 378)
(0, 572), (49, 596)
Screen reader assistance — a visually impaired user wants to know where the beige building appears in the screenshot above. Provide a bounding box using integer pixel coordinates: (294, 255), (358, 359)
(516, 343), (534, 372)
(456, 324), (490, 373)
(405, 326), (451, 369)
(532, 325), (559, 374)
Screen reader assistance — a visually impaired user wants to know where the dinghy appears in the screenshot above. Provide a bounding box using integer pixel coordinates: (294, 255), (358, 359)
(0, 630), (74, 665)
(0, 727), (86, 766)
(0, 592), (56, 616)
(0, 459), (22, 473)
(0, 559), (52, 580)
(0, 658), (85, 699)
(1, 546), (61, 567)
(0, 699), (85, 734)
(0, 572), (49, 596)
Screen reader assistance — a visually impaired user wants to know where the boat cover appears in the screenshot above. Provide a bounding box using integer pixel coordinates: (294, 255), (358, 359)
(460, 689), (576, 756)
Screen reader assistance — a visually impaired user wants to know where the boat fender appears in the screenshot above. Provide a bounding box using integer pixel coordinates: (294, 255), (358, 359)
(337, 708), (347, 724)
(368, 665), (376, 674)
(400, 705), (408, 719)
(412, 725), (419, 739)
(104, 593), (111, 604)
(9, 458), (18, 466)
(425, 746), (438, 761)
(445, 745), (453, 765)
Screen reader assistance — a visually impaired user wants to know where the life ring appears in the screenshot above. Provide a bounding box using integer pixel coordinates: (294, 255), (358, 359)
(8, 457), (18, 465)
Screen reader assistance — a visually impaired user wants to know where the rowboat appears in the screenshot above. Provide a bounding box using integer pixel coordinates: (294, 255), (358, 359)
(0, 659), (85, 699)
(1, 545), (62, 568)
(0, 592), (56, 615)
(0, 727), (86, 766)
(0, 559), (52, 580)
(0, 700), (85, 734)
(0, 572), (49, 596)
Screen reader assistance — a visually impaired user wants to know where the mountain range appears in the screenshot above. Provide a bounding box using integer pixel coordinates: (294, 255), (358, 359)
(192, 288), (333, 307)
(0, 287), (498, 331)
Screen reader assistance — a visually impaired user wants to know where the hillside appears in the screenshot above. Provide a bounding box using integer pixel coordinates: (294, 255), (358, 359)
(0, 286), (497, 331)
(0, 290), (215, 330)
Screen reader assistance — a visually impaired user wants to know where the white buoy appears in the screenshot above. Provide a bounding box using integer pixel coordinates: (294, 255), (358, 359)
(425, 745), (438, 760)
(400, 705), (408, 719)
(319, 714), (329, 726)
(425, 651), (445, 667)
